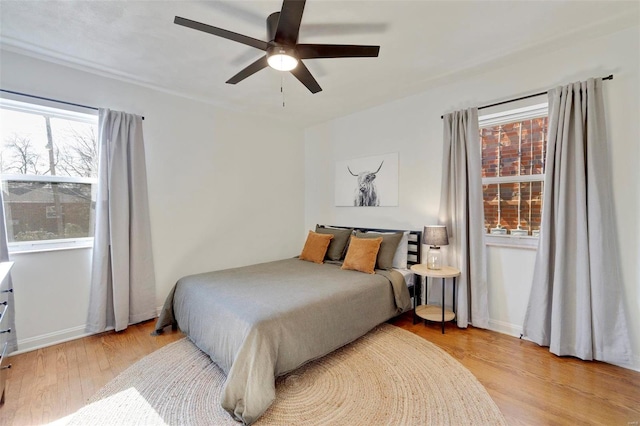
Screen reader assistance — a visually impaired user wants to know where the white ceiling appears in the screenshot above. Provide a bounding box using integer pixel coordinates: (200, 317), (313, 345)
(0, 1), (637, 127)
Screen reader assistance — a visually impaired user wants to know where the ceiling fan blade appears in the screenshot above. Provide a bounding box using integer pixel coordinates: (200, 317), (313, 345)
(290, 61), (322, 94)
(226, 56), (269, 84)
(297, 44), (380, 59)
(275, 0), (306, 45)
(174, 16), (268, 51)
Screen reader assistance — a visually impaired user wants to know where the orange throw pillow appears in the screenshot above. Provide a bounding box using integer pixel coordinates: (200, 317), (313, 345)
(341, 236), (383, 274)
(300, 231), (334, 264)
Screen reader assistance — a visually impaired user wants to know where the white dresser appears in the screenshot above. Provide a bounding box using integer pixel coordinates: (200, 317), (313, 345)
(0, 261), (14, 405)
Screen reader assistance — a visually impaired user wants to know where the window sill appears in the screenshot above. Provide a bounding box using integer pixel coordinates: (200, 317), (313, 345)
(9, 238), (93, 255)
(484, 234), (538, 250)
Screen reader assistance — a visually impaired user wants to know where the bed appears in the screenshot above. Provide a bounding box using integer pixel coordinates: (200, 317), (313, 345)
(154, 226), (421, 425)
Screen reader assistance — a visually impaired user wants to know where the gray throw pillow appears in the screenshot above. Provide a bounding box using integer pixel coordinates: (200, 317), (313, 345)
(355, 231), (403, 270)
(315, 226), (353, 261)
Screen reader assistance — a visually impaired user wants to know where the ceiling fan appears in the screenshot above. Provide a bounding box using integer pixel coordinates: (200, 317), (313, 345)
(174, 0), (380, 94)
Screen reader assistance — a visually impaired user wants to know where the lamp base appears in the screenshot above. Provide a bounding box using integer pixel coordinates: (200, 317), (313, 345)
(427, 246), (442, 270)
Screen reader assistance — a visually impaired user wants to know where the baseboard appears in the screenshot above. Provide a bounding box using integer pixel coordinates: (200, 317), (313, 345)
(626, 355), (640, 373)
(11, 309), (165, 356)
(487, 318), (523, 338)
(12, 324), (112, 356)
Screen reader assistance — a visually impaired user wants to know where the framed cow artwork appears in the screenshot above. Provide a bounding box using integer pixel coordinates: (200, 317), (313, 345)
(335, 152), (399, 207)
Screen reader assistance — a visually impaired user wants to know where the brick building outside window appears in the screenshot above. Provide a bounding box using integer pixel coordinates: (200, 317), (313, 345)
(480, 104), (548, 239)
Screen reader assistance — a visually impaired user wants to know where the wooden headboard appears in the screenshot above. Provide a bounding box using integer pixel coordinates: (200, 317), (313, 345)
(319, 225), (422, 267)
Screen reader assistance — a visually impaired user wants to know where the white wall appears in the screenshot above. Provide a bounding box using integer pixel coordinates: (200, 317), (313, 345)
(304, 25), (640, 370)
(0, 50), (305, 352)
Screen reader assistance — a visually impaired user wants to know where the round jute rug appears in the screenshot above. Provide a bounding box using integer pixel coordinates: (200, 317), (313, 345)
(68, 324), (506, 425)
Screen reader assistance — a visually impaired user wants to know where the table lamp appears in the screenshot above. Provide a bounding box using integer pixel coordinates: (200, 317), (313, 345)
(423, 225), (449, 270)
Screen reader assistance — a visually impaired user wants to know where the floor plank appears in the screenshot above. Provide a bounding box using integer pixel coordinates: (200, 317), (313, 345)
(0, 320), (184, 425)
(387, 312), (640, 425)
(1, 314), (638, 425)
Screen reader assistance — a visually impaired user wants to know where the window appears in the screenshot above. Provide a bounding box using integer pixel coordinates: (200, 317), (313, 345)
(0, 98), (98, 252)
(480, 103), (548, 245)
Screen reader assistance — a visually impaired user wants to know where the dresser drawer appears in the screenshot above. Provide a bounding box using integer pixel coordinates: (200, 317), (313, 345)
(0, 342), (8, 374)
(0, 262), (13, 405)
(0, 272), (11, 320)
(0, 277), (10, 308)
(0, 290), (7, 309)
(0, 341), (9, 404)
(0, 262), (11, 292)
(0, 304), (9, 349)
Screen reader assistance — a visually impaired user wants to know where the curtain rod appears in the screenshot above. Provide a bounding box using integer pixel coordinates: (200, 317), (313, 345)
(440, 74), (613, 119)
(0, 89), (145, 120)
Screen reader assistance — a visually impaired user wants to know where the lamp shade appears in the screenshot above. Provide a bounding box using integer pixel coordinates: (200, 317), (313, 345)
(423, 225), (449, 247)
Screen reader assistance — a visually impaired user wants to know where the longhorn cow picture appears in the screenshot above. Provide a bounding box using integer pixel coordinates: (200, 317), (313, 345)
(348, 161), (384, 206)
(335, 153), (399, 207)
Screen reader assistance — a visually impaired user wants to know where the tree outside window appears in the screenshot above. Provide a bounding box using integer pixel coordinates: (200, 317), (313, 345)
(0, 99), (98, 247)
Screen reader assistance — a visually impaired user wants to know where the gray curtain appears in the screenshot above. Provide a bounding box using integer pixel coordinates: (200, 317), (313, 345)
(0, 189), (17, 352)
(438, 108), (489, 329)
(87, 109), (156, 333)
(523, 78), (631, 364)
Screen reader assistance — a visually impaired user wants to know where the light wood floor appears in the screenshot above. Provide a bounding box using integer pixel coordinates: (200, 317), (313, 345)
(389, 313), (640, 425)
(1, 314), (639, 425)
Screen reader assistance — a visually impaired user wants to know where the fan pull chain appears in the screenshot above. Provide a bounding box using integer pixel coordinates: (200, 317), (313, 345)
(281, 75), (285, 108)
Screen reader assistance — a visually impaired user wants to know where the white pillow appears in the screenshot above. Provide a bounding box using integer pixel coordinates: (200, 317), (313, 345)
(392, 231), (409, 269)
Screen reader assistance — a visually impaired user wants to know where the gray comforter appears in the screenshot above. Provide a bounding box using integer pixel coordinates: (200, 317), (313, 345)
(155, 258), (411, 424)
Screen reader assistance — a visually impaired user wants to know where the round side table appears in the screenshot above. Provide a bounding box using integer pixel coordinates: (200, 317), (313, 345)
(410, 264), (461, 334)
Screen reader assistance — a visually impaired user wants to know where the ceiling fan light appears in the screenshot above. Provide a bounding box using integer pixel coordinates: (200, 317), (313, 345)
(267, 47), (298, 71)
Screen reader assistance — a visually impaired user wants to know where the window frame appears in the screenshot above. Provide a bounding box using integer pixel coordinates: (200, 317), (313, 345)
(0, 97), (98, 253)
(479, 103), (548, 250)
